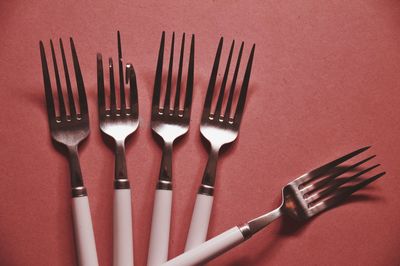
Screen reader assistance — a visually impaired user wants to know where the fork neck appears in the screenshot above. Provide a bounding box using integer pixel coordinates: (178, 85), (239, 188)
(157, 141), (173, 190)
(67, 145), (86, 197)
(239, 207), (283, 239)
(199, 145), (220, 195)
(114, 139), (130, 189)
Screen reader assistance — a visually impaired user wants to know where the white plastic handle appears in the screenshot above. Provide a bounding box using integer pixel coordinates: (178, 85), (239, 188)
(113, 189), (134, 266)
(163, 227), (244, 266)
(147, 189), (173, 266)
(72, 196), (99, 266)
(185, 194), (214, 251)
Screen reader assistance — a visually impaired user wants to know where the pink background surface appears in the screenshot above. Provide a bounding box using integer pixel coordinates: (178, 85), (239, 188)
(1, 0), (400, 265)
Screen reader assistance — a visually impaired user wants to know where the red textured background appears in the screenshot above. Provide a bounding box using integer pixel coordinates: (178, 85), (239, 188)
(1, 1), (399, 265)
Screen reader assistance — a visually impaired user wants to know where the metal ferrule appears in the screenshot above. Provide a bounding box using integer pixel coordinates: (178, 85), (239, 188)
(72, 186), (87, 197)
(238, 223), (252, 240)
(114, 179), (130, 189)
(157, 179), (172, 190)
(198, 184), (214, 196)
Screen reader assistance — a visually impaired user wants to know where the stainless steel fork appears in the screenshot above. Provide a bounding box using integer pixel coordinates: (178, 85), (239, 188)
(40, 38), (98, 266)
(185, 38), (255, 251)
(165, 147), (385, 266)
(97, 31), (139, 266)
(147, 32), (194, 266)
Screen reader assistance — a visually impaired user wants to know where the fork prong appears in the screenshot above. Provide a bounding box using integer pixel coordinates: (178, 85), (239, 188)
(203, 37), (223, 118)
(163, 32), (175, 113)
(295, 146), (371, 185)
(70, 38), (88, 115)
(117, 31), (126, 111)
(50, 40), (67, 120)
(127, 63), (139, 115)
(60, 39), (77, 118)
(152, 32), (165, 113)
(311, 172), (385, 212)
(174, 33), (185, 113)
(301, 155), (376, 193)
(233, 44), (255, 126)
(224, 42), (244, 120)
(183, 34), (195, 115)
(306, 164), (381, 203)
(97, 53), (106, 116)
(40, 41), (56, 121)
(214, 40), (235, 119)
(109, 57), (117, 115)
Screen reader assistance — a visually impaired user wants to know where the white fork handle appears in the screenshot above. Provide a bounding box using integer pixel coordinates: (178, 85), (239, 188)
(163, 227), (244, 266)
(147, 189), (173, 266)
(113, 189), (134, 266)
(72, 196), (99, 266)
(185, 194), (214, 251)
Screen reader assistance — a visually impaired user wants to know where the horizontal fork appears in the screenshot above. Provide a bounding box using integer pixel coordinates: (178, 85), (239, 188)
(164, 147), (384, 266)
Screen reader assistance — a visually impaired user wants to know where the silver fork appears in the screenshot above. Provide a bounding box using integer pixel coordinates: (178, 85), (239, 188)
(40, 38), (98, 266)
(165, 147), (385, 266)
(185, 38), (255, 251)
(147, 31), (195, 266)
(97, 32), (139, 266)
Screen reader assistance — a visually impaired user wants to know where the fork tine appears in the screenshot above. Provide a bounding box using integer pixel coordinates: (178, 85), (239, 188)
(153, 32), (165, 112)
(295, 146), (371, 184)
(50, 40), (67, 120)
(203, 37), (223, 118)
(174, 33), (185, 113)
(97, 53), (106, 116)
(301, 155), (376, 193)
(224, 42), (244, 120)
(183, 34), (195, 115)
(60, 39), (77, 118)
(233, 44), (255, 126)
(312, 172), (385, 211)
(214, 40), (235, 119)
(127, 63), (139, 115)
(163, 32), (175, 113)
(109, 58), (117, 115)
(306, 164), (381, 203)
(117, 31), (126, 111)
(70, 38), (88, 115)
(40, 41), (56, 121)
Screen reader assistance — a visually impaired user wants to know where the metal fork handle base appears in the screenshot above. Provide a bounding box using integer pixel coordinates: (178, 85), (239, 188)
(198, 184), (214, 196)
(114, 179), (130, 189)
(72, 186), (88, 197)
(157, 179), (172, 190)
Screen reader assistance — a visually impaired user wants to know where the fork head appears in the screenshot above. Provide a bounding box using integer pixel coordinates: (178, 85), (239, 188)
(40, 38), (89, 148)
(151, 32), (194, 143)
(281, 146), (385, 220)
(200, 38), (255, 148)
(97, 31), (139, 142)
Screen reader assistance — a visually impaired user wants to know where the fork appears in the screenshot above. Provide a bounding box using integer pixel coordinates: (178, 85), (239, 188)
(40, 38), (98, 266)
(147, 31), (194, 266)
(185, 38), (255, 251)
(165, 147), (385, 266)
(97, 31), (139, 266)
